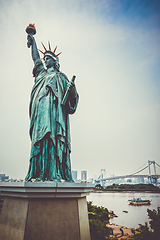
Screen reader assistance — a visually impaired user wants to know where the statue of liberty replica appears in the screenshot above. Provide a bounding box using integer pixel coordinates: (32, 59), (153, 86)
(25, 24), (79, 182)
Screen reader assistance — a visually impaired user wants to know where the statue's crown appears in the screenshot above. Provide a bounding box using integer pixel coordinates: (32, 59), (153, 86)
(38, 42), (62, 61)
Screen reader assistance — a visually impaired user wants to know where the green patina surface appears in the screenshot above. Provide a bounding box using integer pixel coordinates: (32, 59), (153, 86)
(25, 25), (79, 182)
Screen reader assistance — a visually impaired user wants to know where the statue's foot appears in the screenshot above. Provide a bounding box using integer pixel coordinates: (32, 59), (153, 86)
(43, 178), (61, 182)
(64, 179), (74, 183)
(53, 179), (61, 182)
(34, 178), (44, 182)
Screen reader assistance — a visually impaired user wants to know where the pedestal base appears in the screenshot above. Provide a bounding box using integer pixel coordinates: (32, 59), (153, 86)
(0, 182), (93, 240)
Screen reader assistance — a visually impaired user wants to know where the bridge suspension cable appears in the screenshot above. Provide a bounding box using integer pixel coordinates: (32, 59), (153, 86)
(155, 162), (160, 168)
(129, 161), (160, 176)
(129, 162), (148, 175)
(132, 165), (149, 175)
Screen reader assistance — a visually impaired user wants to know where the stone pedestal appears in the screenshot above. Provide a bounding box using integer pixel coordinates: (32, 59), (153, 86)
(0, 182), (93, 240)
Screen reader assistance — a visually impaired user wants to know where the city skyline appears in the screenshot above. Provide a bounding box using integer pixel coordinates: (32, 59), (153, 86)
(1, 161), (160, 184)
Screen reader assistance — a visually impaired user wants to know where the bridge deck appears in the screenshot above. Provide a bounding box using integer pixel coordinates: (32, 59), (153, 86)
(97, 175), (160, 181)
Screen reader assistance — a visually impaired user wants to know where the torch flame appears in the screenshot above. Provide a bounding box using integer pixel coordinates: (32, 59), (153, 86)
(29, 23), (35, 28)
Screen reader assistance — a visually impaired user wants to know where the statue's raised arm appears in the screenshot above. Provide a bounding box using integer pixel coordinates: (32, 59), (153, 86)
(26, 24), (40, 63)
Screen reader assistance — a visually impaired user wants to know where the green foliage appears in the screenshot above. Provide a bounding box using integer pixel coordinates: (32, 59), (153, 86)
(95, 184), (104, 190)
(87, 201), (109, 222)
(134, 222), (152, 240)
(102, 183), (160, 192)
(135, 208), (160, 240)
(89, 219), (110, 240)
(147, 208), (160, 239)
(87, 201), (110, 240)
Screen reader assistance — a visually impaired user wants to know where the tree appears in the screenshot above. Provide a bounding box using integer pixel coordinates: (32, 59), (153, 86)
(87, 201), (110, 240)
(135, 208), (160, 240)
(147, 208), (160, 239)
(95, 184), (103, 189)
(89, 219), (110, 240)
(135, 222), (152, 240)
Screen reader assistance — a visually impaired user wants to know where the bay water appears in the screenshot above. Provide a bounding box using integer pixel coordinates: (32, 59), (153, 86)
(87, 192), (160, 228)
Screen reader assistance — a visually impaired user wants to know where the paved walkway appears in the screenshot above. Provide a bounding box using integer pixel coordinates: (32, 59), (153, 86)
(106, 223), (135, 239)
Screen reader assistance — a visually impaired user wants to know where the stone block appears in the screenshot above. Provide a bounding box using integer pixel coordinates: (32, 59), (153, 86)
(0, 183), (92, 240)
(0, 197), (28, 240)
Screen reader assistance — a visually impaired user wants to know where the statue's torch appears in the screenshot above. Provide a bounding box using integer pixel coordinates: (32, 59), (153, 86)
(25, 23), (36, 48)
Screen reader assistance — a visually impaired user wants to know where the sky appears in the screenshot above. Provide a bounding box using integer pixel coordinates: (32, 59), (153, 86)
(0, 0), (160, 180)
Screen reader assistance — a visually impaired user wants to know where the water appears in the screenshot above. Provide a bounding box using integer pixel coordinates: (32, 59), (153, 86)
(87, 192), (160, 229)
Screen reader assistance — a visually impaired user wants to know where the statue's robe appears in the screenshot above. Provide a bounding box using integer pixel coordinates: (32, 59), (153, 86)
(25, 60), (79, 182)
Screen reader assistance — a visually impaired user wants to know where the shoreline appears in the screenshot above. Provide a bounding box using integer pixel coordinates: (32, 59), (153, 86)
(93, 190), (160, 193)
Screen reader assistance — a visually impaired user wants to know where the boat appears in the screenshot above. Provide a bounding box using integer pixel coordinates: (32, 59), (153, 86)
(128, 198), (151, 206)
(123, 210), (128, 213)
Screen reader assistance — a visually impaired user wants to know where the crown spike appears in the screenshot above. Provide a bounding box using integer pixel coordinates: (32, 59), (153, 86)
(38, 49), (45, 54)
(53, 46), (57, 53)
(48, 41), (51, 51)
(56, 52), (62, 57)
(41, 42), (47, 51)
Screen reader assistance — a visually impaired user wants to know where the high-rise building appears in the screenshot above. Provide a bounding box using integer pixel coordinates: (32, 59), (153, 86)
(81, 170), (87, 181)
(71, 170), (77, 181)
(0, 174), (9, 182)
(140, 177), (144, 183)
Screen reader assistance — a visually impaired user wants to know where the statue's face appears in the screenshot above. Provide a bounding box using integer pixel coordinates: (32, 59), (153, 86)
(44, 56), (55, 69)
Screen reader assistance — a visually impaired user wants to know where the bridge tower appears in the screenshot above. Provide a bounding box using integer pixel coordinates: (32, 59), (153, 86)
(101, 169), (106, 179)
(100, 169), (106, 186)
(148, 160), (157, 185)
